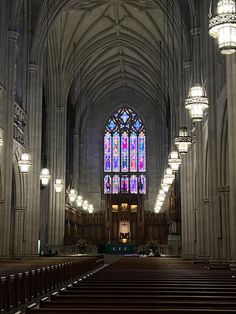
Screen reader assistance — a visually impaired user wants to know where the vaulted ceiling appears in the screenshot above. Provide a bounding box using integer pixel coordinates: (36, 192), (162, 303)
(32, 0), (193, 116)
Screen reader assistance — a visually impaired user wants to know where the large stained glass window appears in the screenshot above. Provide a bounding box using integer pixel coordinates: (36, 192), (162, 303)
(103, 107), (146, 194)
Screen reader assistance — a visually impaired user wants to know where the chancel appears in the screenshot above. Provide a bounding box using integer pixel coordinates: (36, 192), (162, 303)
(1, 0), (236, 313)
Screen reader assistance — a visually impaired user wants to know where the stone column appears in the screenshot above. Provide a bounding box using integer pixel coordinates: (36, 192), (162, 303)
(24, 64), (42, 255)
(47, 105), (66, 246)
(11, 207), (26, 256)
(195, 123), (205, 258)
(0, 31), (18, 257)
(226, 55), (236, 270)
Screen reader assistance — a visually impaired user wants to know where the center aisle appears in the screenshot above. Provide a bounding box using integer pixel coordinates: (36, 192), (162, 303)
(27, 257), (236, 313)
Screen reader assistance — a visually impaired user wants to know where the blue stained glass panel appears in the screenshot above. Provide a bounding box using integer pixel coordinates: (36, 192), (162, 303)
(108, 120), (116, 131)
(134, 120), (142, 131)
(120, 111), (129, 123)
(130, 175), (138, 194)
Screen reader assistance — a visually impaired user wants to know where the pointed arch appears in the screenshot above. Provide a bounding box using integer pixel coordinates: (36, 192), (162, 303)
(103, 106), (146, 194)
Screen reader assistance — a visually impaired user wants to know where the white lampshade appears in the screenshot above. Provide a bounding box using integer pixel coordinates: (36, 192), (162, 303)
(54, 179), (63, 193)
(158, 194), (165, 202)
(185, 85), (209, 122)
(76, 195), (83, 207)
(69, 189), (77, 203)
(18, 153), (32, 173)
(209, 0), (236, 55)
(175, 127), (192, 154)
(168, 151), (182, 172)
(83, 200), (89, 210)
(163, 167), (175, 185)
(161, 182), (170, 193)
(156, 200), (163, 207)
(88, 204), (94, 214)
(40, 168), (50, 186)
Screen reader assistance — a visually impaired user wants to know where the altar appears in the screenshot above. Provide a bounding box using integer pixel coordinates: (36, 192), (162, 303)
(105, 243), (136, 254)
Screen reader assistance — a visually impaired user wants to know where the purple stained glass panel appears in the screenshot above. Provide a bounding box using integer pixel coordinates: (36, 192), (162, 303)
(113, 175), (120, 194)
(138, 175), (146, 194)
(130, 133), (137, 172)
(104, 175), (112, 194)
(121, 132), (129, 172)
(104, 133), (111, 172)
(138, 133), (146, 172)
(113, 133), (120, 172)
(121, 176), (129, 193)
(130, 175), (138, 194)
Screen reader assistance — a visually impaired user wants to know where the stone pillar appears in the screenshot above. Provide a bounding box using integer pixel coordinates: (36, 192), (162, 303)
(195, 124), (205, 258)
(226, 55), (236, 270)
(0, 31), (18, 257)
(11, 207), (26, 256)
(47, 106), (66, 246)
(24, 64), (42, 255)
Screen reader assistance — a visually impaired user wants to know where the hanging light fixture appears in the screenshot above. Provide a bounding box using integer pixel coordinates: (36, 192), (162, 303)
(209, 0), (236, 55)
(69, 189), (77, 203)
(175, 127), (192, 154)
(185, 85), (209, 122)
(186, 5), (209, 122)
(161, 182), (170, 193)
(54, 178), (63, 193)
(88, 204), (94, 214)
(157, 194), (165, 202)
(154, 205), (161, 213)
(83, 200), (89, 210)
(0, 132), (3, 146)
(18, 153), (32, 173)
(76, 195), (83, 207)
(40, 168), (51, 186)
(168, 151), (182, 172)
(156, 200), (163, 208)
(163, 167), (175, 185)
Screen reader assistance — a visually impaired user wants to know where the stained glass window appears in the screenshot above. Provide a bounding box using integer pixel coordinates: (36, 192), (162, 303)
(130, 133), (137, 172)
(121, 132), (129, 172)
(121, 176), (129, 193)
(130, 175), (138, 194)
(113, 133), (120, 172)
(104, 132), (111, 172)
(113, 175), (120, 194)
(138, 132), (146, 172)
(138, 175), (146, 194)
(104, 107), (146, 194)
(104, 175), (112, 194)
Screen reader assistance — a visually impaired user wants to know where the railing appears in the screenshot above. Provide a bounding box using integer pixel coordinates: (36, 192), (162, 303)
(44, 245), (98, 255)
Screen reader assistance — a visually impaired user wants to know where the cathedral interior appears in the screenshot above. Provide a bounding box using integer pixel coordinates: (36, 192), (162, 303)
(1, 0), (236, 313)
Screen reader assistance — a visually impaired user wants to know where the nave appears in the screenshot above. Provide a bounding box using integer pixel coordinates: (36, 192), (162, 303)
(25, 258), (236, 314)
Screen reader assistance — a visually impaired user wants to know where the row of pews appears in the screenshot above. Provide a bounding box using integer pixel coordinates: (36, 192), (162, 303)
(24, 257), (236, 313)
(0, 256), (103, 312)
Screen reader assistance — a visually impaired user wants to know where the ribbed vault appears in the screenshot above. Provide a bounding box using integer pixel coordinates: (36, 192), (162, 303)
(31, 0), (193, 121)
